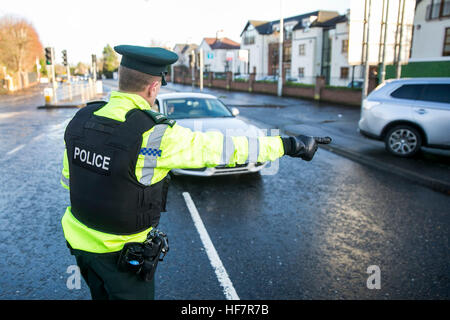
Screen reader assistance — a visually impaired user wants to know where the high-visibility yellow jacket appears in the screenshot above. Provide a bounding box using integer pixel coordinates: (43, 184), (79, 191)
(61, 91), (285, 253)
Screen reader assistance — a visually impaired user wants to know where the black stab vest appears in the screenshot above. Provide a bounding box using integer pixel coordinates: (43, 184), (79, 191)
(64, 101), (169, 235)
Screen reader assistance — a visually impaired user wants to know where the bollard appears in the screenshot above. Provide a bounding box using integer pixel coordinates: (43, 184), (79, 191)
(95, 80), (103, 94)
(68, 83), (73, 101)
(44, 88), (53, 105)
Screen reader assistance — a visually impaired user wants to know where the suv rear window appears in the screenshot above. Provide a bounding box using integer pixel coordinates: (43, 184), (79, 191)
(420, 84), (450, 104)
(390, 84), (425, 100)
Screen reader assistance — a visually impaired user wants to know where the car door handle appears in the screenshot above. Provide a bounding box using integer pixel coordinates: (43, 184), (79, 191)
(414, 108), (427, 115)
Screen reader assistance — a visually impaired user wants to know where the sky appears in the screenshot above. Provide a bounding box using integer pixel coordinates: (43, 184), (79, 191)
(0, 0), (350, 65)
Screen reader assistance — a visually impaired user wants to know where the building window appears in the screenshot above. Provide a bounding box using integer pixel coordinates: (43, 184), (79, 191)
(283, 46), (292, 62)
(285, 68), (291, 80)
(342, 39), (349, 54)
(426, 0), (450, 20)
(285, 30), (293, 41)
(340, 67), (349, 79)
(244, 35), (255, 45)
(444, 27), (450, 56)
(298, 67), (305, 78)
(299, 44), (305, 56)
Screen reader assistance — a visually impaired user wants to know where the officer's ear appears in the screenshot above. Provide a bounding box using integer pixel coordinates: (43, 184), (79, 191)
(144, 79), (159, 99)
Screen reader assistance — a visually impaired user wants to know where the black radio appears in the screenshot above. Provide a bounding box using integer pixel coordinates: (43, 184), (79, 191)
(117, 229), (169, 282)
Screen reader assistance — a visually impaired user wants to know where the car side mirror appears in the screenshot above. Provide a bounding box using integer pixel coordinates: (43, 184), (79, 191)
(231, 107), (239, 116)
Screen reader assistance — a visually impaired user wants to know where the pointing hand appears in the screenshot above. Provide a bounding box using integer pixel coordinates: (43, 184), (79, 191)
(282, 135), (332, 161)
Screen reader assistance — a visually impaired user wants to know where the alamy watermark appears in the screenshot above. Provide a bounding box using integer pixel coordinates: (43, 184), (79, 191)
(66, 265), (81, 290)
(193, 120), (281, 176)
(366, 265), (381, 290)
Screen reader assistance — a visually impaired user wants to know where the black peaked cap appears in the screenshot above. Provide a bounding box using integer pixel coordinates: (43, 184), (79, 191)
(114, 45), (178, 85)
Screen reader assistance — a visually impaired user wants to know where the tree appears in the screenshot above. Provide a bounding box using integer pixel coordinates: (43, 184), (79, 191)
(0, 15), (43, 75)
(101, 44), (119, 78)
(74, 62), (89, 76)
(38, 58), (47, 76)
(54, 63), (66, 75)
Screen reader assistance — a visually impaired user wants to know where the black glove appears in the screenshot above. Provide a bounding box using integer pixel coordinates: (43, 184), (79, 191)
(282, 135), (332, 161)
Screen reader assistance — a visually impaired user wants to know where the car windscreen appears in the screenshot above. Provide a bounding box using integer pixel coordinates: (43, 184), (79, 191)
(163, 98), (233, 119)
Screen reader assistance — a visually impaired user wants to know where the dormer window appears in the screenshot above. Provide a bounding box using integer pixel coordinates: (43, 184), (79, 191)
(302, 15), (317, 31)
(285, 24), (294, 40)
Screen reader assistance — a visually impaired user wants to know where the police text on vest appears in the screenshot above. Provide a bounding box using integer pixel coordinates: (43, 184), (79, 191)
(74, 146), (111, 171)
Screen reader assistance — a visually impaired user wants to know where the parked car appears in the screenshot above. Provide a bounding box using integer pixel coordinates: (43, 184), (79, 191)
(156, 92), (268, 176)
(358, 78), (450, 157)
(234, 74), (249, 81)
(257, 75), (278, 82)
(286, 77), (301, 83)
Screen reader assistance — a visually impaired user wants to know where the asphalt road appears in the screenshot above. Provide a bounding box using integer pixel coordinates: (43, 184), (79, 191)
(0, 82), (448, 300)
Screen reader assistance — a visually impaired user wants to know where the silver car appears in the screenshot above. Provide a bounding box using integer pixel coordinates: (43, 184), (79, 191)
(358, 78), (450, 157)
(156, 92), (268, 176)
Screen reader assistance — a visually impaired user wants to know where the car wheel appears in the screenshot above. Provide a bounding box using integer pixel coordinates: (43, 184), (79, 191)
(384, 125), (422, 157)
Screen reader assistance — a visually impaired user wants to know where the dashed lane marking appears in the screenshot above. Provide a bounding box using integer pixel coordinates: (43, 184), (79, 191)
(6, 144), (25, 156)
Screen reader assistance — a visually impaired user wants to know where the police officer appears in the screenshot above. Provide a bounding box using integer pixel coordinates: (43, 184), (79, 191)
(60, 45), (331, 300)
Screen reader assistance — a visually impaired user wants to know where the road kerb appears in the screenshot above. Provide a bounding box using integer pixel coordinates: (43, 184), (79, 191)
(284, 129), (450, 195)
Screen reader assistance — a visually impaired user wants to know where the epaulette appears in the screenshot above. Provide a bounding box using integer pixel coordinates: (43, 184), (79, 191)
(86, 100), (107, 106)
(143, 110), (176, 127)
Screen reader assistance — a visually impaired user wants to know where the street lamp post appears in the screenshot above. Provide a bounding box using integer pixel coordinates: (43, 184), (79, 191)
(277, 0), (284, 97)
(361, 0), (372, 103)
(380, 0), (390, 83)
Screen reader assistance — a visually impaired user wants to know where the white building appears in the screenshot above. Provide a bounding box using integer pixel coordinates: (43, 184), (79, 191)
(329, 15), (364, 87)
(410, 0), (450, 62)
(240, 20), (278, 77)
(291, 14), (328, 84)
(197, 37), (246, 74)
(240, 10), (361, 86)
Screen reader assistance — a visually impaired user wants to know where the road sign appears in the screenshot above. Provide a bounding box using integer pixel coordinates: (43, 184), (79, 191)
(238, 50), (249, 62)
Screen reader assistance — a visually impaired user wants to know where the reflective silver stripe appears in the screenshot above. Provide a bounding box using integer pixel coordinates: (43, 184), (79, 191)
(248, 136), (260, 163)
(61, 174), (69, 187)
(140, 124), (169, 185)
(221, 135), (235, 165)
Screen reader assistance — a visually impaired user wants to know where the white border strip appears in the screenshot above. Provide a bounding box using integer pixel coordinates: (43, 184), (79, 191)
(182, 192), (240, 300)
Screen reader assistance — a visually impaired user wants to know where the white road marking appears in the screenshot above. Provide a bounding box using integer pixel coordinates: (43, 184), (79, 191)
(182, 192), (240, 300)
(6, 144), (25, 156)
(31, 133), (45, 142)
(0, 111), (27, 120)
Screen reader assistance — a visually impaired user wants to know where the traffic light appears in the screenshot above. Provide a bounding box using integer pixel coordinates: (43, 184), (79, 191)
(45, 47), (53, 65)
(62, 50), (67, 66)
(92, 54), (97, 65)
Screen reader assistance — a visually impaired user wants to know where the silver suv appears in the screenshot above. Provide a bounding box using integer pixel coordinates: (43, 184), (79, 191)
(358, 78), (450, 157)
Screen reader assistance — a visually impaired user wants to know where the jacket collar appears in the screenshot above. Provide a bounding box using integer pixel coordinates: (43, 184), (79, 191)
(109, 91), (152, 110)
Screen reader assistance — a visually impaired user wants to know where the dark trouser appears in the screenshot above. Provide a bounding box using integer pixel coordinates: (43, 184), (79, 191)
(69, 247), (155, 300)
